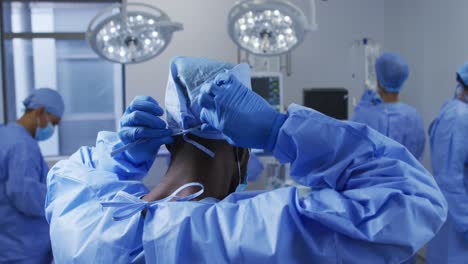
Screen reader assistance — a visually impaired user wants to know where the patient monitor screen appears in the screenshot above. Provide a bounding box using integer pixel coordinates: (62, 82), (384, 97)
(251, 76), (281, 111)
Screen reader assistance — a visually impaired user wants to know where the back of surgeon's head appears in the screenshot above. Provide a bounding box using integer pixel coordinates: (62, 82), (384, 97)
(375, 52), (409, 94)
(166, 135), (250, 198)
(163, 56), (252, 197)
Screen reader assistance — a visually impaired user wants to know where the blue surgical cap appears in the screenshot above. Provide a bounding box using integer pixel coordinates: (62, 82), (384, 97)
(23, 88), (65, 118)
(165, 56), (251, 140)
(456, 61), (468, 86)
(375, 52), (409, 93)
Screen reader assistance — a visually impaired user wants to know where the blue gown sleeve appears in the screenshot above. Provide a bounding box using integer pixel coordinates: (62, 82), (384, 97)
(46, 106), (447, 263)
(350, 89), (380, 123)
(413, 113), (426, 161)
(143, 104), (448, 263)
(434, 117), (468, 233)
(45, 132), (149, 263)
(93, 131), (156, 180)
(360, 89), (380, 104)
(5, 141), (47, 217)
(274, 104), (446, 259)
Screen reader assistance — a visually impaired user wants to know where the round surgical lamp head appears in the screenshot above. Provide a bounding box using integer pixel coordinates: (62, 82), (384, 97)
(87, 3), (183, 64)
(228, 0), (311, 56)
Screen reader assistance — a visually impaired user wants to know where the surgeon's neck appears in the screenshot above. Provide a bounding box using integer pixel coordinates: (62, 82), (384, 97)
(458, 89), (468, 102)
(17, 112), (36, 137)
(378, 86), (400, 103)
(142, 139), (237, 202)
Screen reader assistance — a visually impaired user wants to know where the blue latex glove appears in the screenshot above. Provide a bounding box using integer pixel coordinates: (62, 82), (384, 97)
(198, 72), (287, 151)
(118, 96), (173, 165)
(361, 88), (382, 105)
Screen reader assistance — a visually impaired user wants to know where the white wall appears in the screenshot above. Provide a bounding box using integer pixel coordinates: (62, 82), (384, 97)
(384, 0), (468, 169)
(126, 0), (385, 113)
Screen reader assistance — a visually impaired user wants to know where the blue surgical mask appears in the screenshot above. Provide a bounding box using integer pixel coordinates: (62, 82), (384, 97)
(35, 117), (55, 141)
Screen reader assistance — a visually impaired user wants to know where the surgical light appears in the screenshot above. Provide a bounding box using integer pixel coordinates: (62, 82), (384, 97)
(87, 0), (183, 64)
(228, 0), (317, 56)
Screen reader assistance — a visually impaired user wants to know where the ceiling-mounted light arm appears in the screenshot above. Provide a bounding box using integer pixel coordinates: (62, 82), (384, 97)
(121, 0), (128, 32)
(153, 20), (184, 31)
(87, 5), (117, 35)
(306, 0), (318, 31)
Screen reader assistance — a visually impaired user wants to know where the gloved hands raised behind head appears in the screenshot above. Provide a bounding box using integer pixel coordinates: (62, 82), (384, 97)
(361, 88), (382, 105)
(198, 72), (287, 151)
(118, 96), (173, 165)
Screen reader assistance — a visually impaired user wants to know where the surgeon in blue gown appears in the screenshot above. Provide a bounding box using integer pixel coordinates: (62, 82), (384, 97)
(352, 52), (426, 161)
(46, 57), (447, 263)
(0, 88), (64, 263)
(426, 62), (468, 264)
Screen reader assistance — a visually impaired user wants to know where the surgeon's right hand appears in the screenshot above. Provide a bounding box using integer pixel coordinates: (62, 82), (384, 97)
(198, 72), (287, 151)
(118, 96), (173, 165)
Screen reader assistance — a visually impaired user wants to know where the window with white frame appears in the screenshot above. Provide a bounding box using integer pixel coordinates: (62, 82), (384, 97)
(1, 1), (124, 156)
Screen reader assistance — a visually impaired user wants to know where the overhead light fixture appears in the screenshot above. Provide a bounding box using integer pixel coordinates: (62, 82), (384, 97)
(228, 0), (317, 56)
(87, 0), (183, 64)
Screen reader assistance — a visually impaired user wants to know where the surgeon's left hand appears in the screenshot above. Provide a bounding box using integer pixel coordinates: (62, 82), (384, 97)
(119, 96), (173, 165)
(361, 88), (382, 105)
(198, 72), (287, 151)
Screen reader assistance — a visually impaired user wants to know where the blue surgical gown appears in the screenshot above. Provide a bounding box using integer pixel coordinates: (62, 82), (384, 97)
(352, 90), (426, 161)
(426, 99), (468, 264)
(0, 123), (52, 263)
(45, 104), (447, 263)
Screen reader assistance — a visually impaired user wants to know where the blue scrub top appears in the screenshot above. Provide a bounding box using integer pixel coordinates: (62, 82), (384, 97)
(426, 99), (468, 264)
(0, 123), (52, 263)
(45, 104), (447, 263)
(351, 90), (426, 161)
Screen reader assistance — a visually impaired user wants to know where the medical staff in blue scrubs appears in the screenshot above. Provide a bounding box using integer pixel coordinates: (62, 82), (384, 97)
(352, 52), (426, 161)
(0, 88), (64, 263)
(426, 62), (468, 264)
(46, 57), (447, 263)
